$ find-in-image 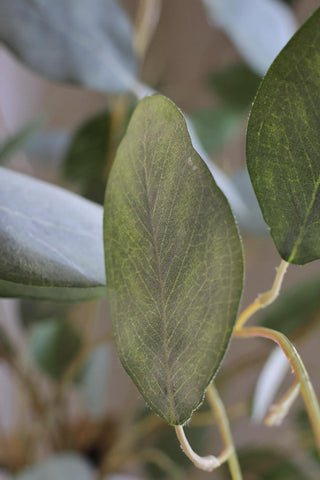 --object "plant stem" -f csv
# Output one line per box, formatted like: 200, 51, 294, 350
234, 326, 320, 453
174, 425, 232, 472
235, 259, 289, 331
206, 384, 243, 480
